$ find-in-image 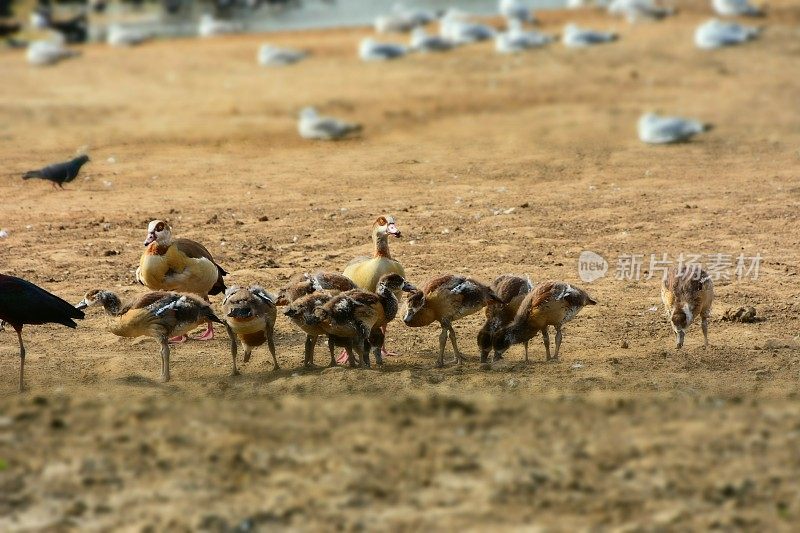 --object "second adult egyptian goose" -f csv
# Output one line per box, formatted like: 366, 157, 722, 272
315, 273, 414, 367
342, 215, 406, 358
136, 220, 227, 341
